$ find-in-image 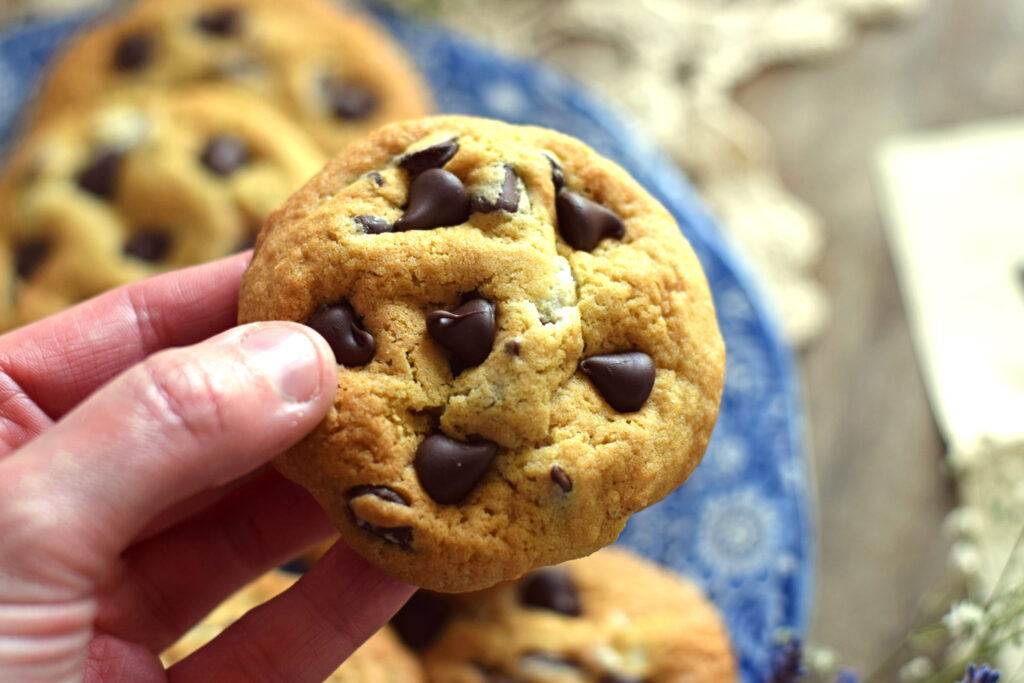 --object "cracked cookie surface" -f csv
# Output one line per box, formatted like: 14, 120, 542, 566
395, 548, 736, 682
238, 116, 725, 592
30, 0, 433, 153
0, 87, 324, 330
